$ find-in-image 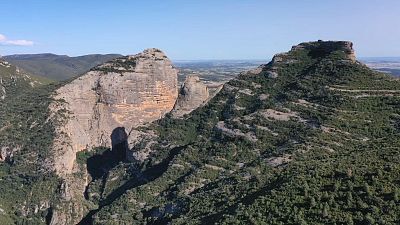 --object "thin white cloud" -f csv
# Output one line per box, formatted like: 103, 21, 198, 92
0, 34, 34, 46
0, 34, 6, 42
5, 40, 34, 46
